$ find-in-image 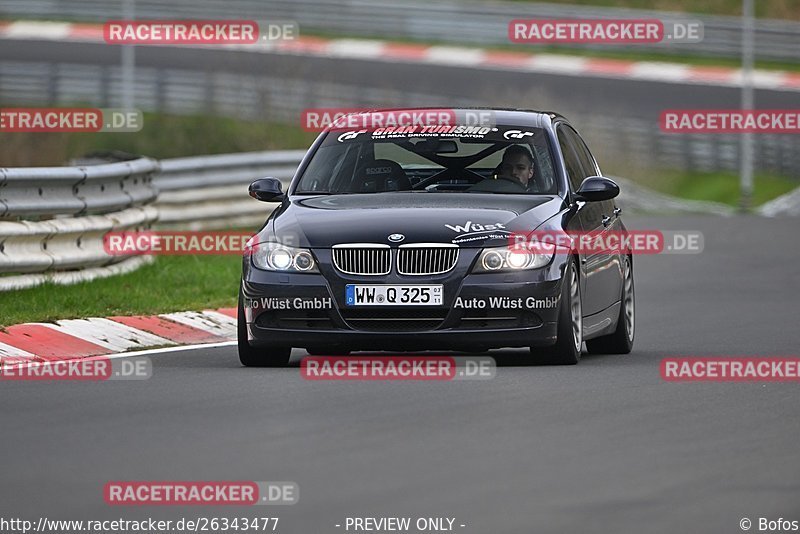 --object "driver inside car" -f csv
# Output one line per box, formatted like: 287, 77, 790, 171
494, 144, 535, 190
468, 144, 539, 193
